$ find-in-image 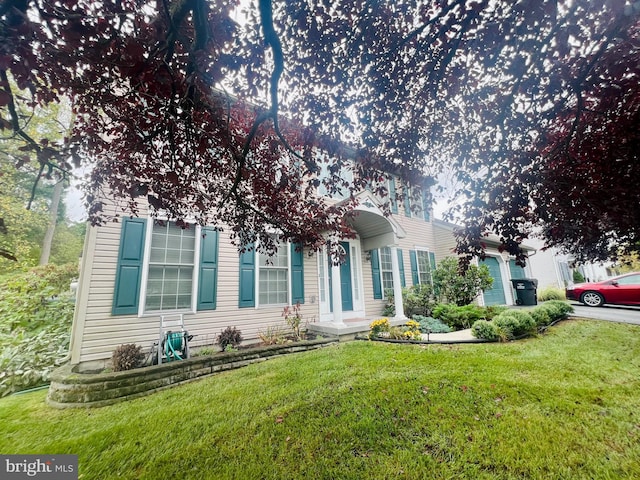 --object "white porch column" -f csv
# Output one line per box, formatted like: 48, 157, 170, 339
330, 258, 344, 324
390, 245, 406, 321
